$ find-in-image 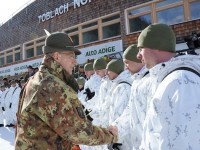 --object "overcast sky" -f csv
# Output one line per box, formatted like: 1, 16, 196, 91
0, 0, 34, 24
